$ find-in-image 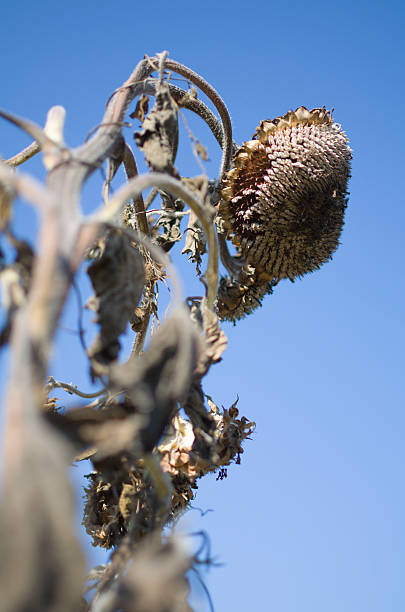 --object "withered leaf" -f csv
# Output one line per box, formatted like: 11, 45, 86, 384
87, 229, 145, 372
110, 306, 202, 452
193, 299, 227, 376
154, 195, 184, 252
183, 301, 227, 442
130, 95, 150, 122
182, 209, 207, 275
134, 82, 179, 175
45, 401, 142, 461
104, 135, 126, 198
